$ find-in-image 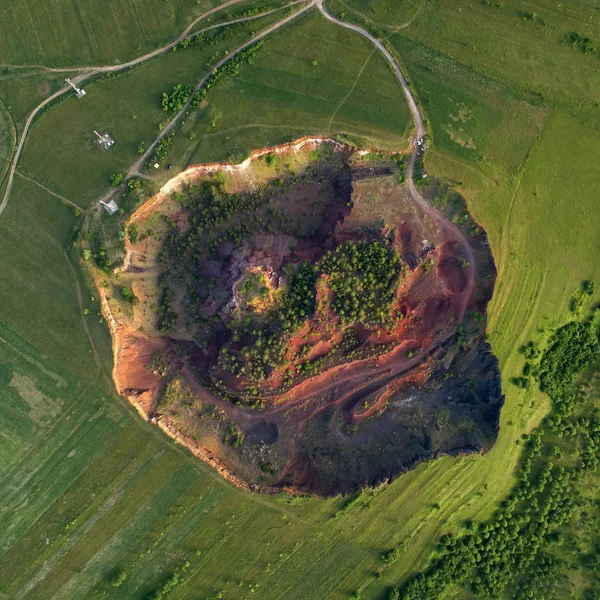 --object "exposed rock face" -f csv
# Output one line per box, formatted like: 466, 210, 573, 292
97, 139, 503, 497
278, 339, 503, 496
